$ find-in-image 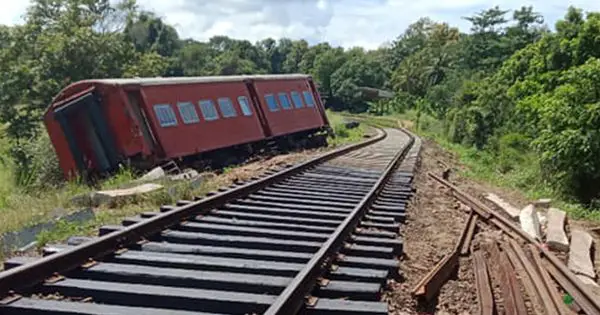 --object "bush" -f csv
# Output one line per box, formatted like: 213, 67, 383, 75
10, 131, 63, 190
